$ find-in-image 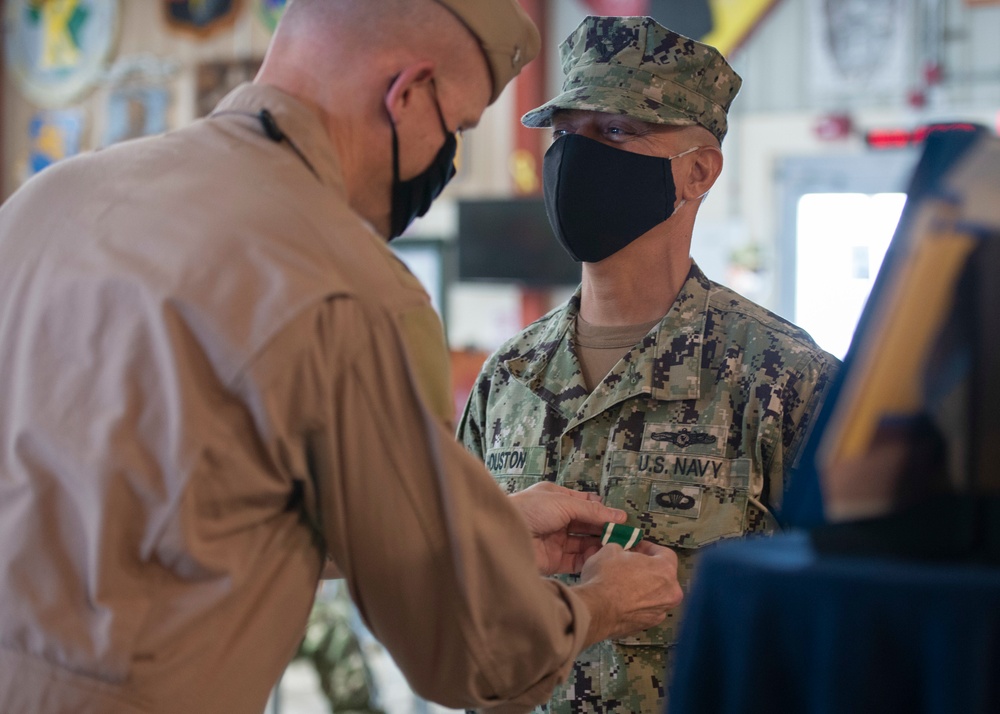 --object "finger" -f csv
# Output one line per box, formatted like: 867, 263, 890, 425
565, 517, 608, 534
631, 540, 673, 557
565, 498, 627, 526
559, 534, 604, 554
631, 540, 660, 555
554, 487, 600, 502
559, 491, 627, 524
549, 554, 586, 575
571, 534, 604, 552
598, 503, 628, 523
